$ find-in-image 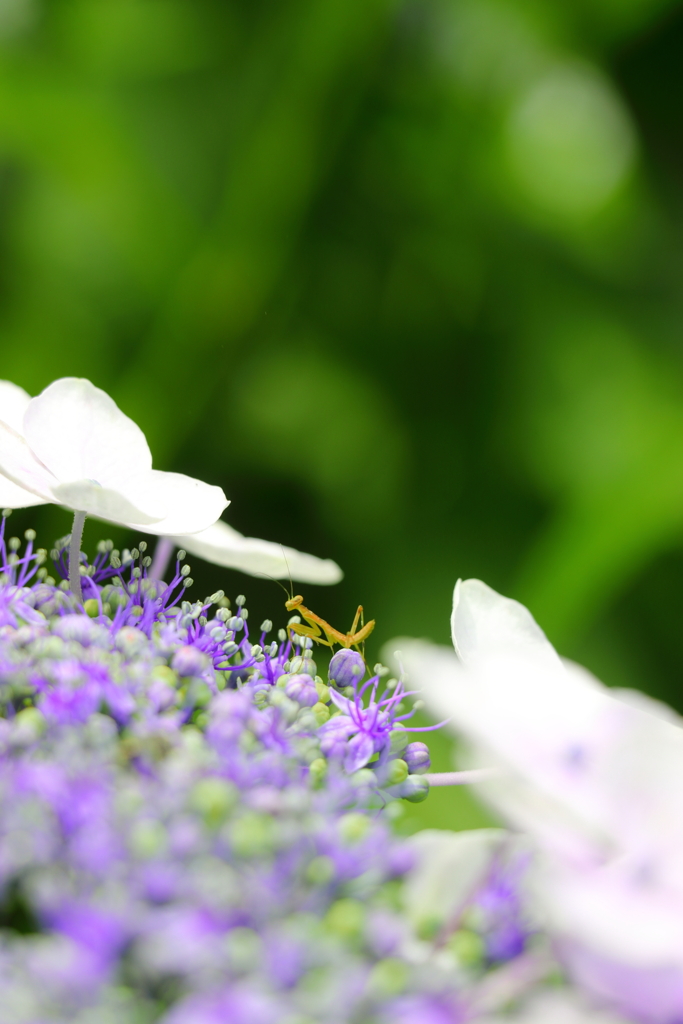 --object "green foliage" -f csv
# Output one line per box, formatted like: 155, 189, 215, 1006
3, 0, 683, 822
